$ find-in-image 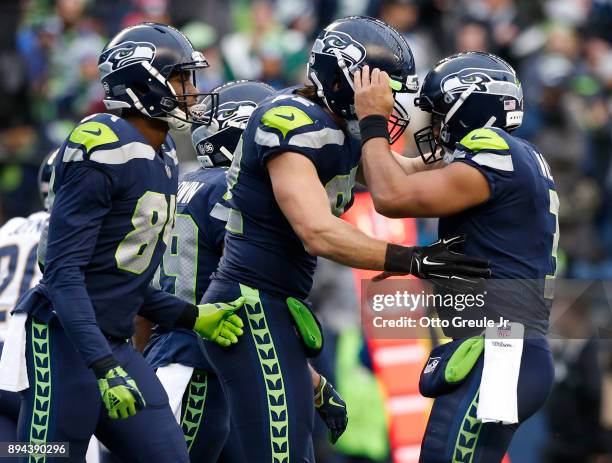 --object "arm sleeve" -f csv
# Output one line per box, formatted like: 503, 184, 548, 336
138, 285, 193, 329
43, 163, 114, 367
